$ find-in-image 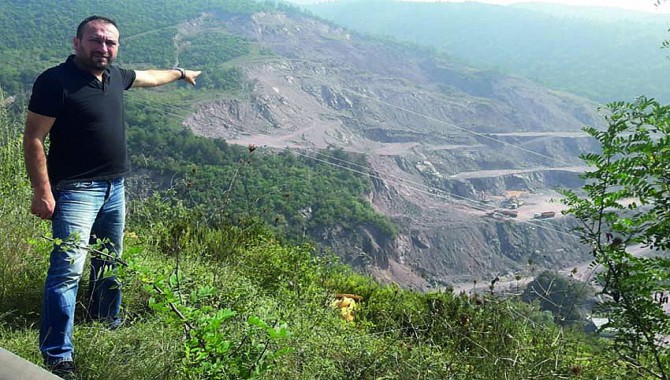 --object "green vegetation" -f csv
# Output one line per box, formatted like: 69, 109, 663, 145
562, 97, 670, 379
306, 0, 670, 103
522, 270, 593, 325
0, 0, 297, 95
2, 1, 669, 378
122, 89, 397, 247
0, 92, 640, 379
